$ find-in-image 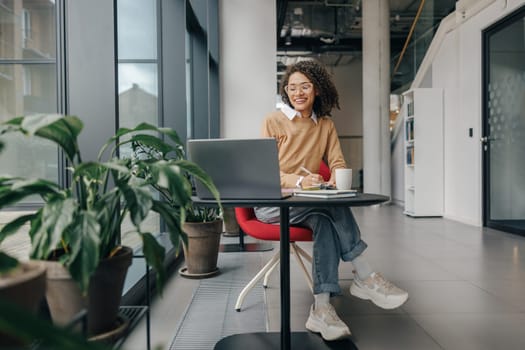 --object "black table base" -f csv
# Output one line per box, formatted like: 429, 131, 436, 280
214, 332, 358, 350
219, 242, 273, 252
